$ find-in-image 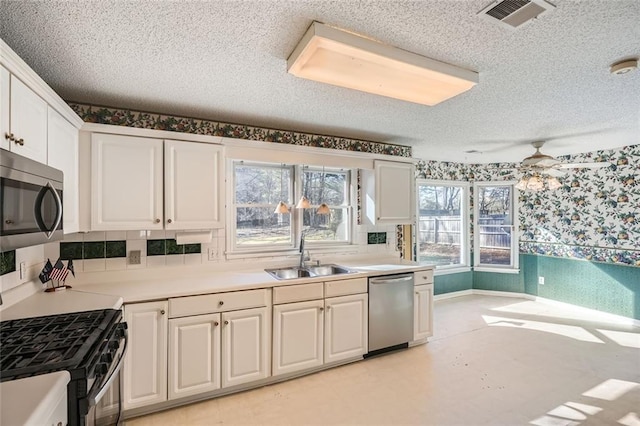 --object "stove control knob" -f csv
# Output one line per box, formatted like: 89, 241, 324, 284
96, 363, 109, 376
101, 353, 114, 364
109, 340, 120, 350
